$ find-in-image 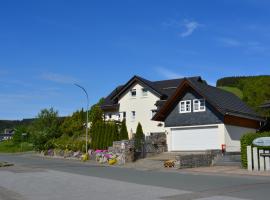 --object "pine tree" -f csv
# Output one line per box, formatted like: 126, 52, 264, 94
134, 122, 145, 151
96, 122, 102, 149
90, 123, 96, 149
119, 119, 129, 140
112, 123, 119, 142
